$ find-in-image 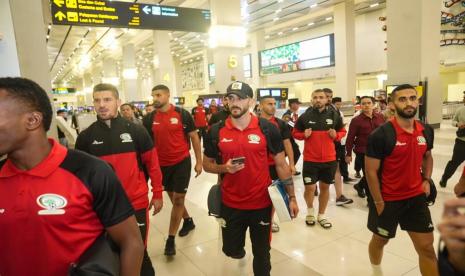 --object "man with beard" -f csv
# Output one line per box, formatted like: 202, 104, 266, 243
0, 78, 144, 276
192, 98, 210, 141
203, 81, 299, 276
76, 83, 163, 276
143, 84, 202, 256
283, 98, 302, 175
293, 89, 346, 229
440, 91, 465, 188
365, 84, 437, 275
